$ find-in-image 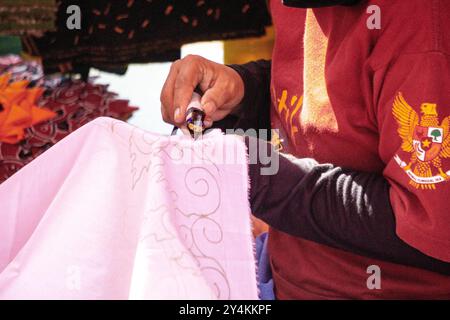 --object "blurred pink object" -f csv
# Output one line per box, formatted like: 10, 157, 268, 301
0, 117, 257, 300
